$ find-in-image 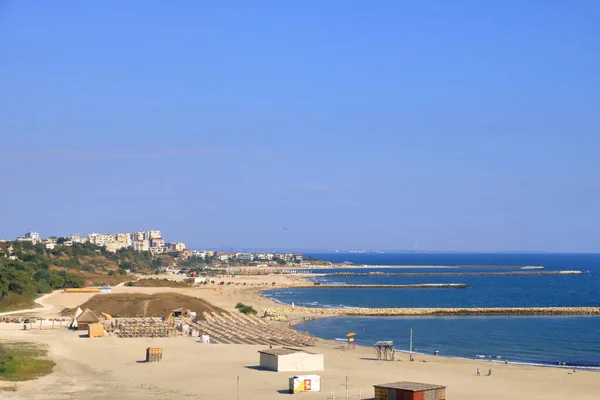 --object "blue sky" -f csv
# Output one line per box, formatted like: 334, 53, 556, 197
1, 1, 599, 252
